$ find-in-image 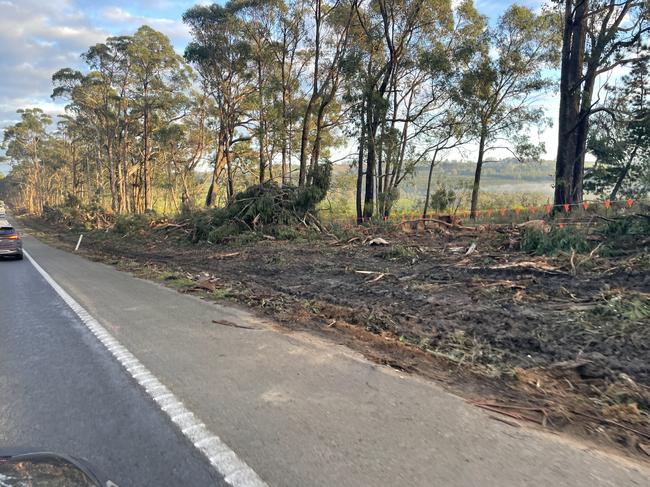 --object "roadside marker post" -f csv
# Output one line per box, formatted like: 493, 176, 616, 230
75, 234, 84, 252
